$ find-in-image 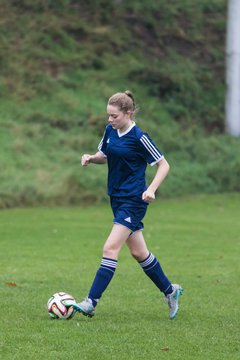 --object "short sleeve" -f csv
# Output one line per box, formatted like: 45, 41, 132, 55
98, 125, 111, 157
138, 132, 164, 166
